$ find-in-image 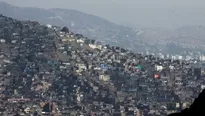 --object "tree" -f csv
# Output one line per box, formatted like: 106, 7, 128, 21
61, 27, 69, 33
